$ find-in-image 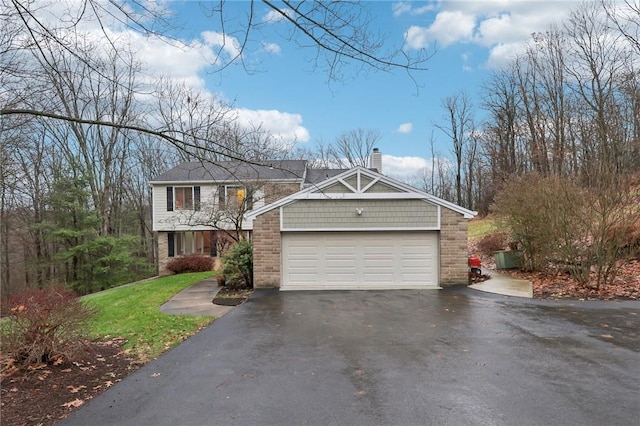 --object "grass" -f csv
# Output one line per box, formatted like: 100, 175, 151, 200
468, 216, 498, 241
84, 271, 215, 362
